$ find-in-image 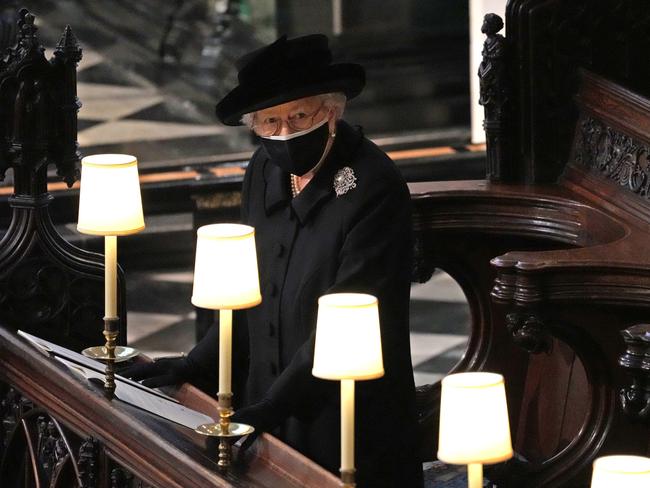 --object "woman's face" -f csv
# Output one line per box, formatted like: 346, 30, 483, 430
254, 96, 333, 137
